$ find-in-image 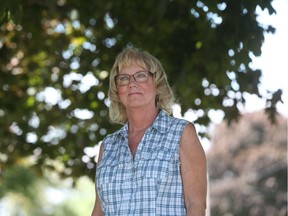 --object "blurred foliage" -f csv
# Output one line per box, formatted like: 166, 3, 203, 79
0, 165, 37, 200
207, 111, 287, 216
0, 0, 283, 183
0, 165, 94, 216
